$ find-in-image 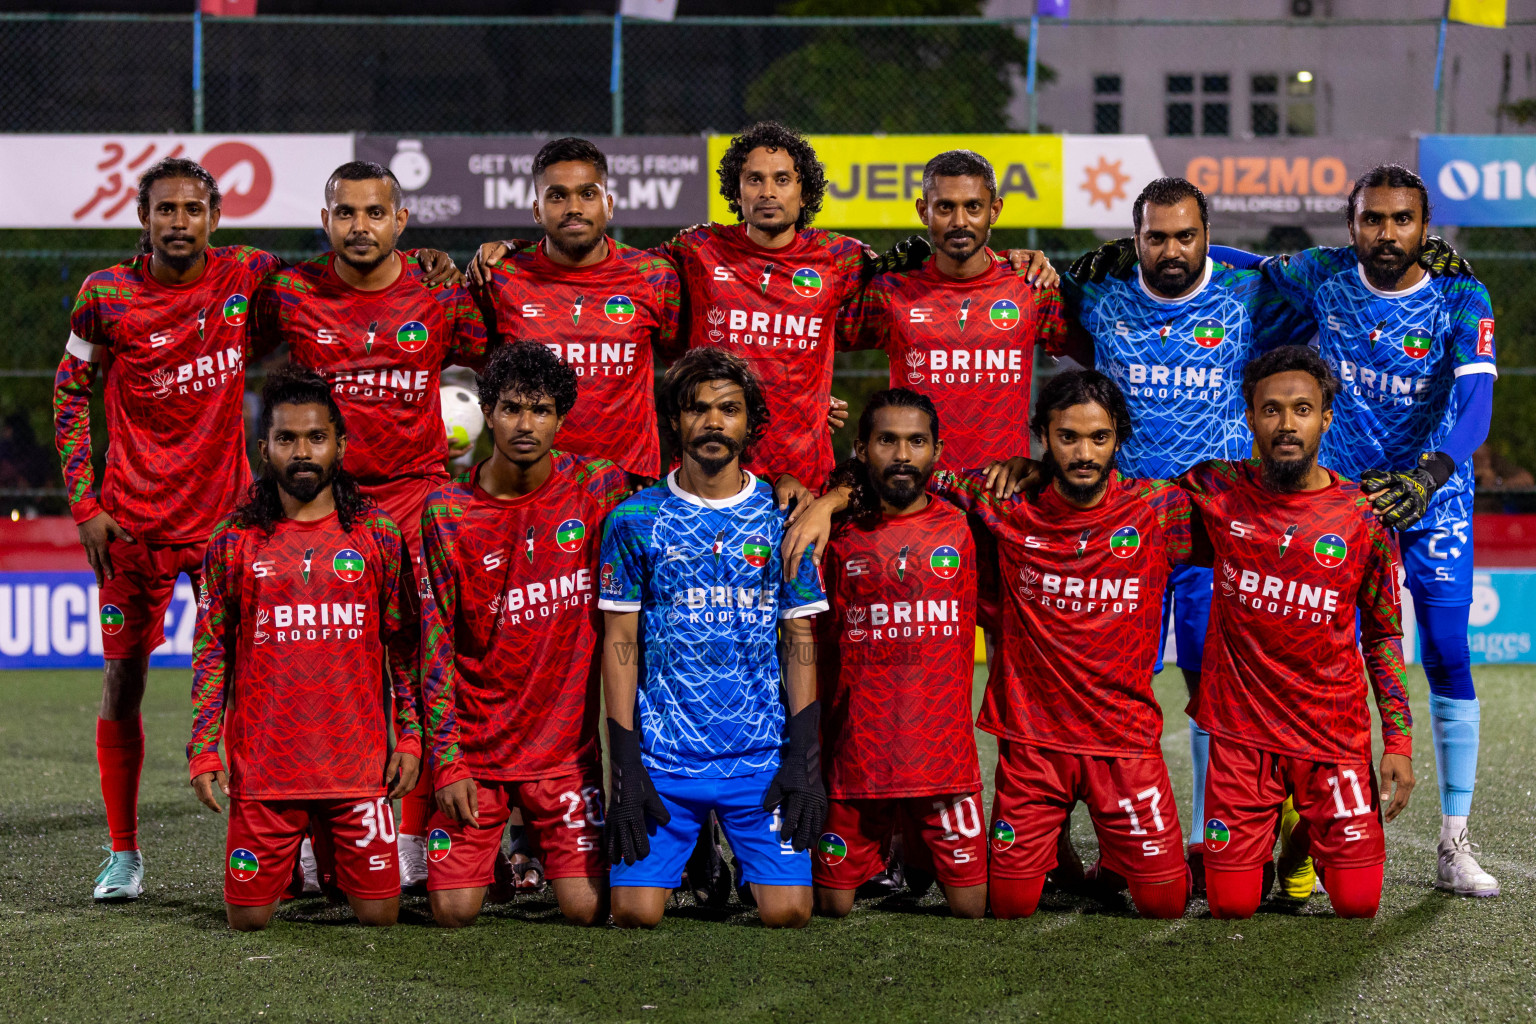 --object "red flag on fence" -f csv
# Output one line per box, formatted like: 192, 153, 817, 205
200, 0, 258, 16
